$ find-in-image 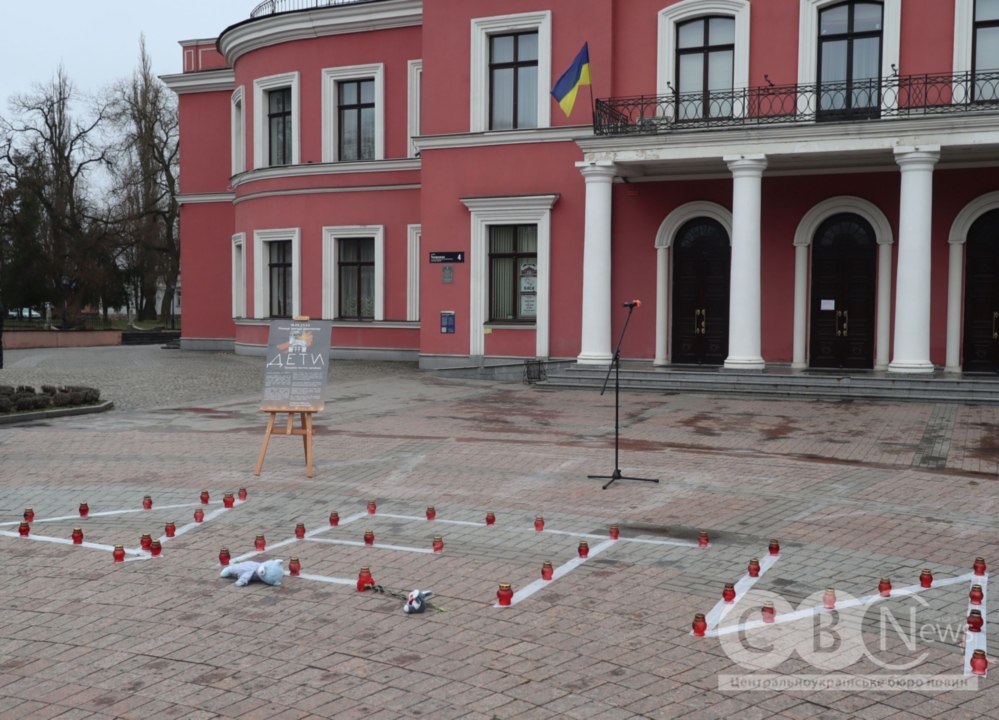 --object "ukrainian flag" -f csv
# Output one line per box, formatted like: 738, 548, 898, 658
551, 43, 591, 117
